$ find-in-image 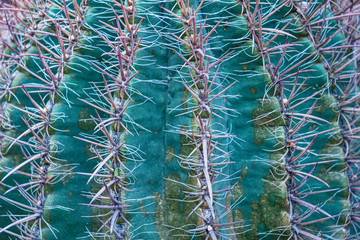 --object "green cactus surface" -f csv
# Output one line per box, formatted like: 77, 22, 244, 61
0, 0, 359, 239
